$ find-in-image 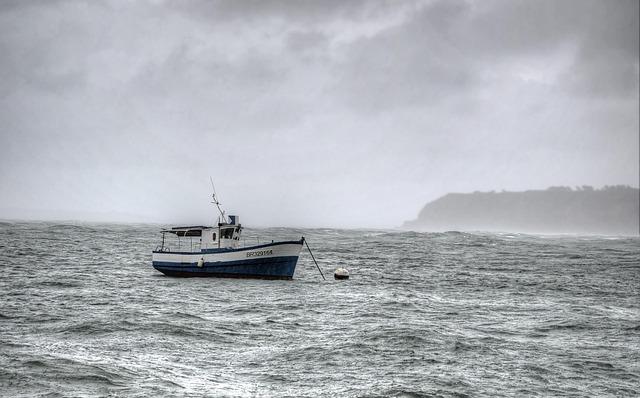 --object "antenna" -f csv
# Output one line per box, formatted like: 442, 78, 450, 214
210, 177, 227, 223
